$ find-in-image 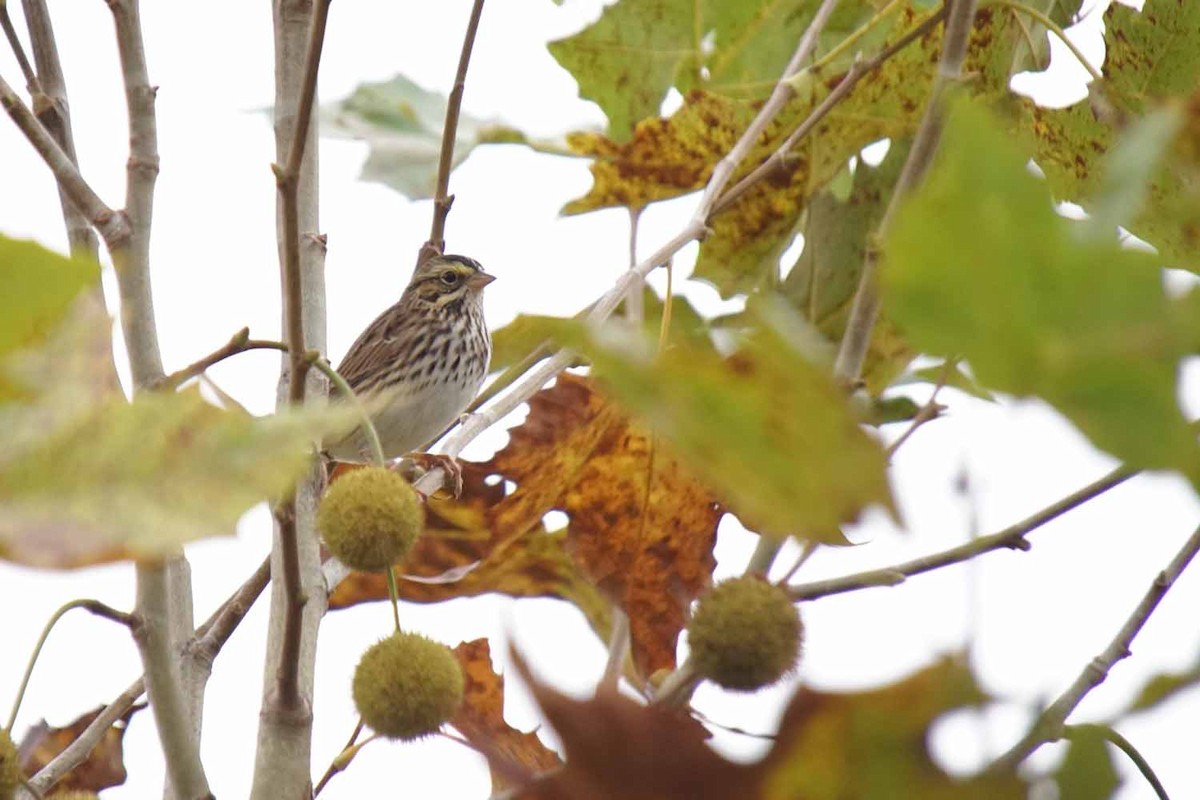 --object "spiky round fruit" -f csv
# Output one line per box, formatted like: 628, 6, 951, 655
318, 466, 424, 571
0, 728, 21, 800
687, 576, 802, 691
48, 793, 101, 800
352, 632, 464, 740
